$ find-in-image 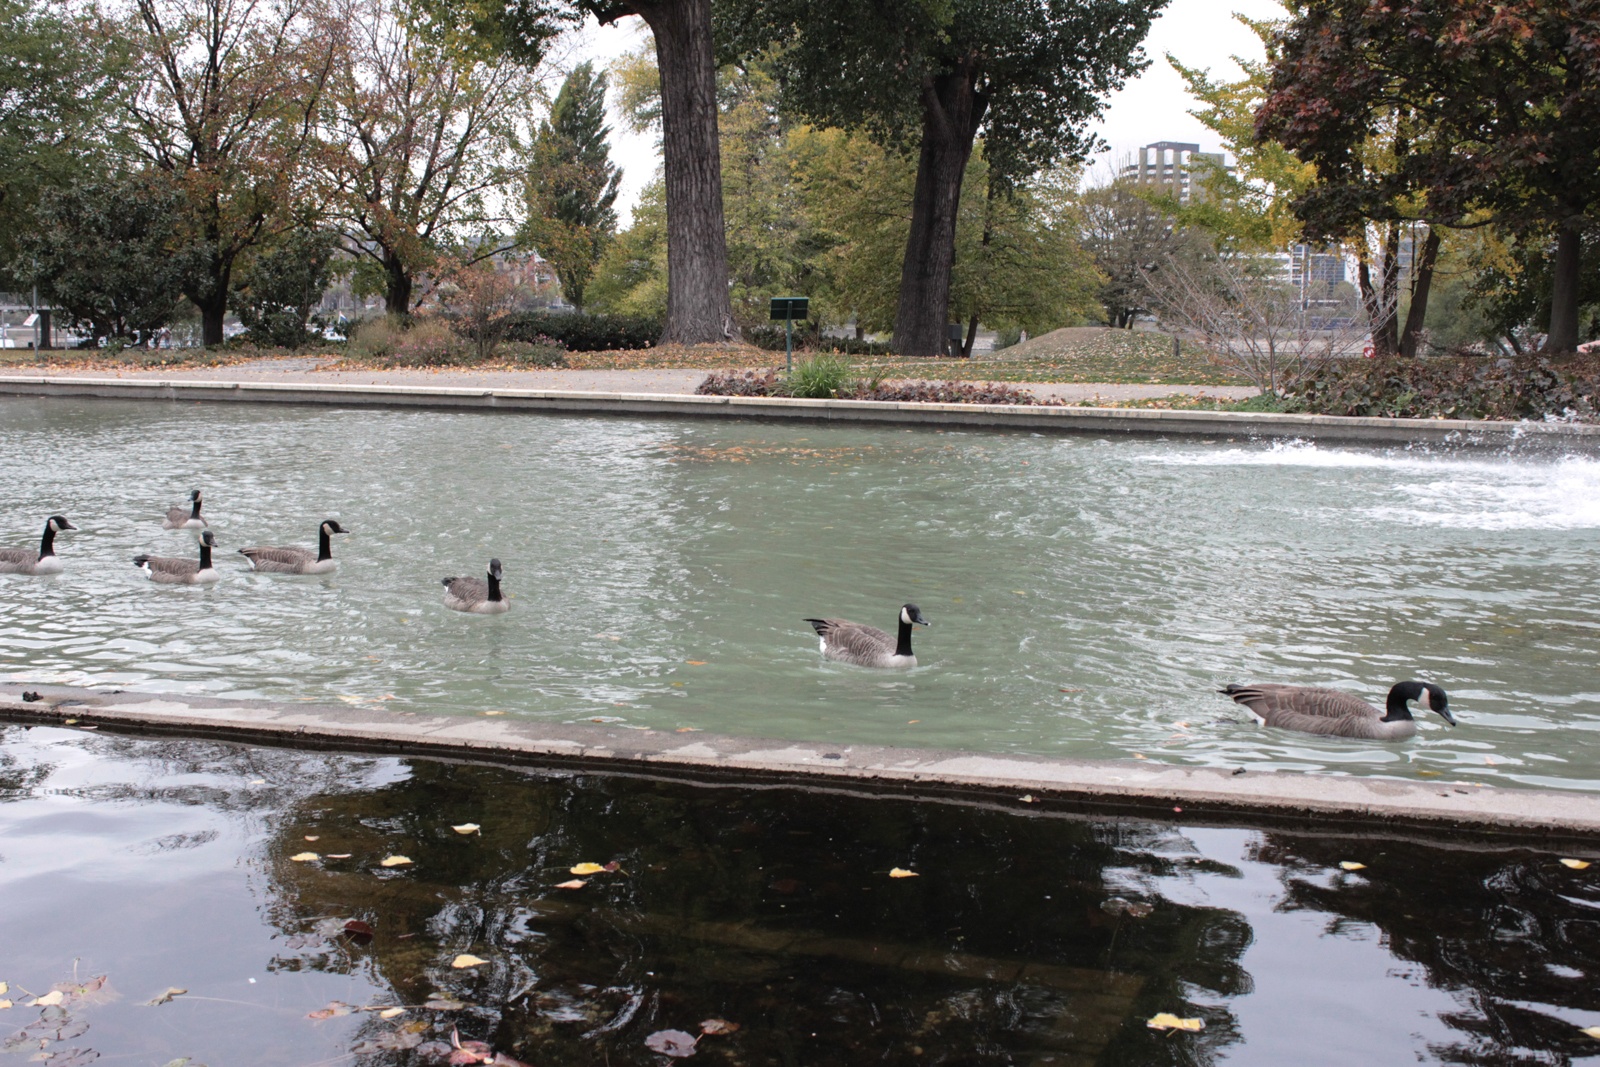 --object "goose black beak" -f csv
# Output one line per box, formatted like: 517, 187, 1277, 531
1438, 708, 1457, 727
